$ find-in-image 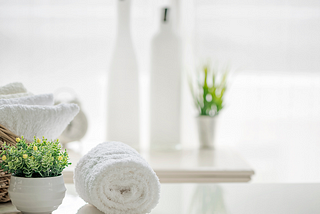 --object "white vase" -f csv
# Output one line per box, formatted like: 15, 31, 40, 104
8, 175, 66, 214
197, 116, 217, 149
107, 0, 140, 149
150, 8, 182, 151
